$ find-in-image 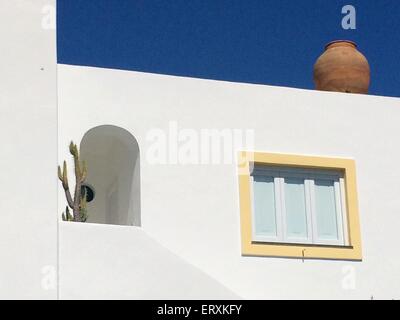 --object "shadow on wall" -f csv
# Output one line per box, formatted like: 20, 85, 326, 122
80, 125, 141, 226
